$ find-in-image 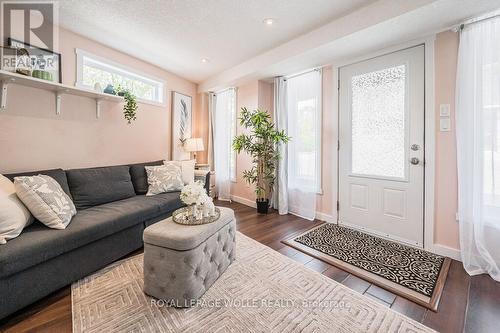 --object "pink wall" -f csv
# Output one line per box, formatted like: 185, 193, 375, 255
0, 27, 197, 173
231, 81, 260, 201
316, 66, 335, 217
193, 92, 210, 164
227, 70, 335, 217
434, 31, 460, 250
